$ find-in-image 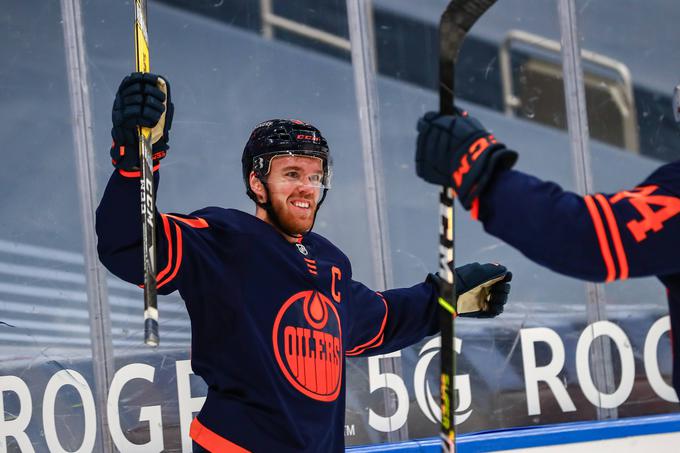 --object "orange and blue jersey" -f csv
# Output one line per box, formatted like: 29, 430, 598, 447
477, 160, 680, 397
95, 169, 439, 452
